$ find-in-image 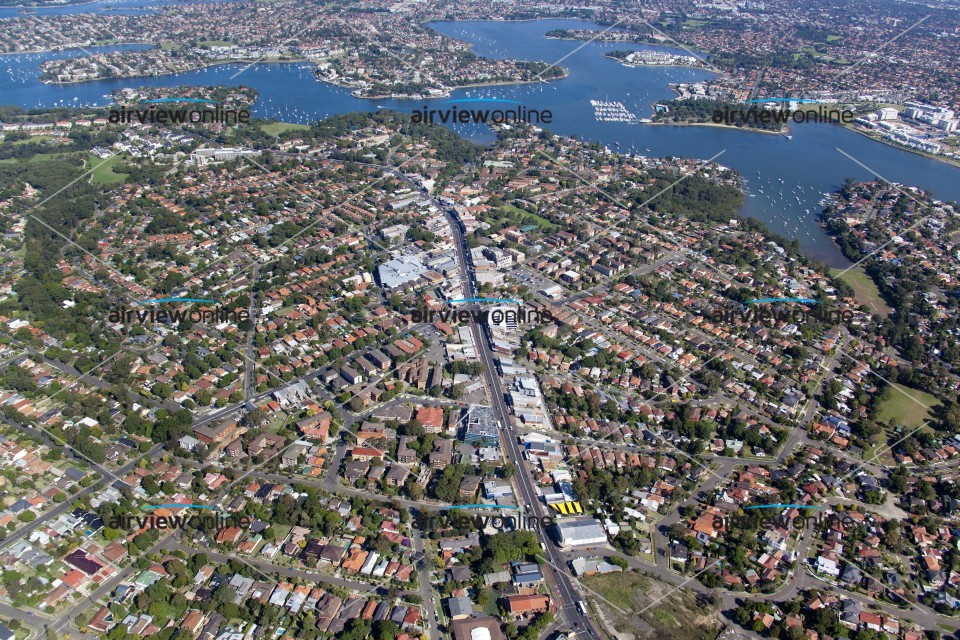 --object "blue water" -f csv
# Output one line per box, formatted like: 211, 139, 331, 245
2, 15, 960, 266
